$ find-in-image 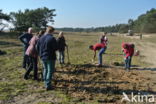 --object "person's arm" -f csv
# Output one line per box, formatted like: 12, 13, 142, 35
18, 34, 26, 44
121, 48, 124, 53
19, 33, 29, 46
36, 40, 40, 54
53, 38, 58, 51
65, 43, 68, 48
105, 37, 108, 45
